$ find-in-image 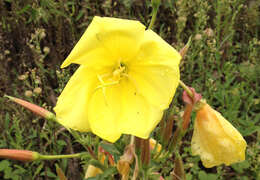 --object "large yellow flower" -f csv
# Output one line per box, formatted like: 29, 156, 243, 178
54, 16, 181, 142
191, 102, 247, 168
